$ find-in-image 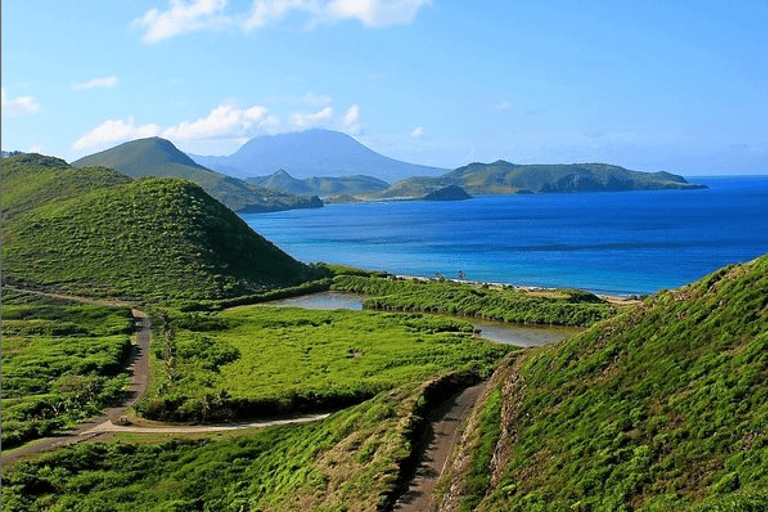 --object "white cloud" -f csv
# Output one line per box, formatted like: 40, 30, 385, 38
342, 104, 361, 134
73, 117, 160, 151
411, 126, 426, 138
494, 101, 511, 111
2, 87, 41, 116
132, 0, 230, 43
134, 0, 430, 42
244, 0, 316, 30
291, 106, 334, 129
324, 0, 431, 28
73, 76, 119, 90
163, 104, 272, 140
